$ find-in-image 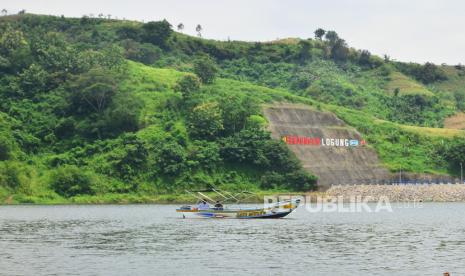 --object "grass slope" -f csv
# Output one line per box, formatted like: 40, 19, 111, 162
385, 71, 434, 96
